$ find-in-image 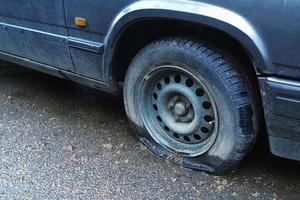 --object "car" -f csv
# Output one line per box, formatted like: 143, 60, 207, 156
0, 0, 299, 175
